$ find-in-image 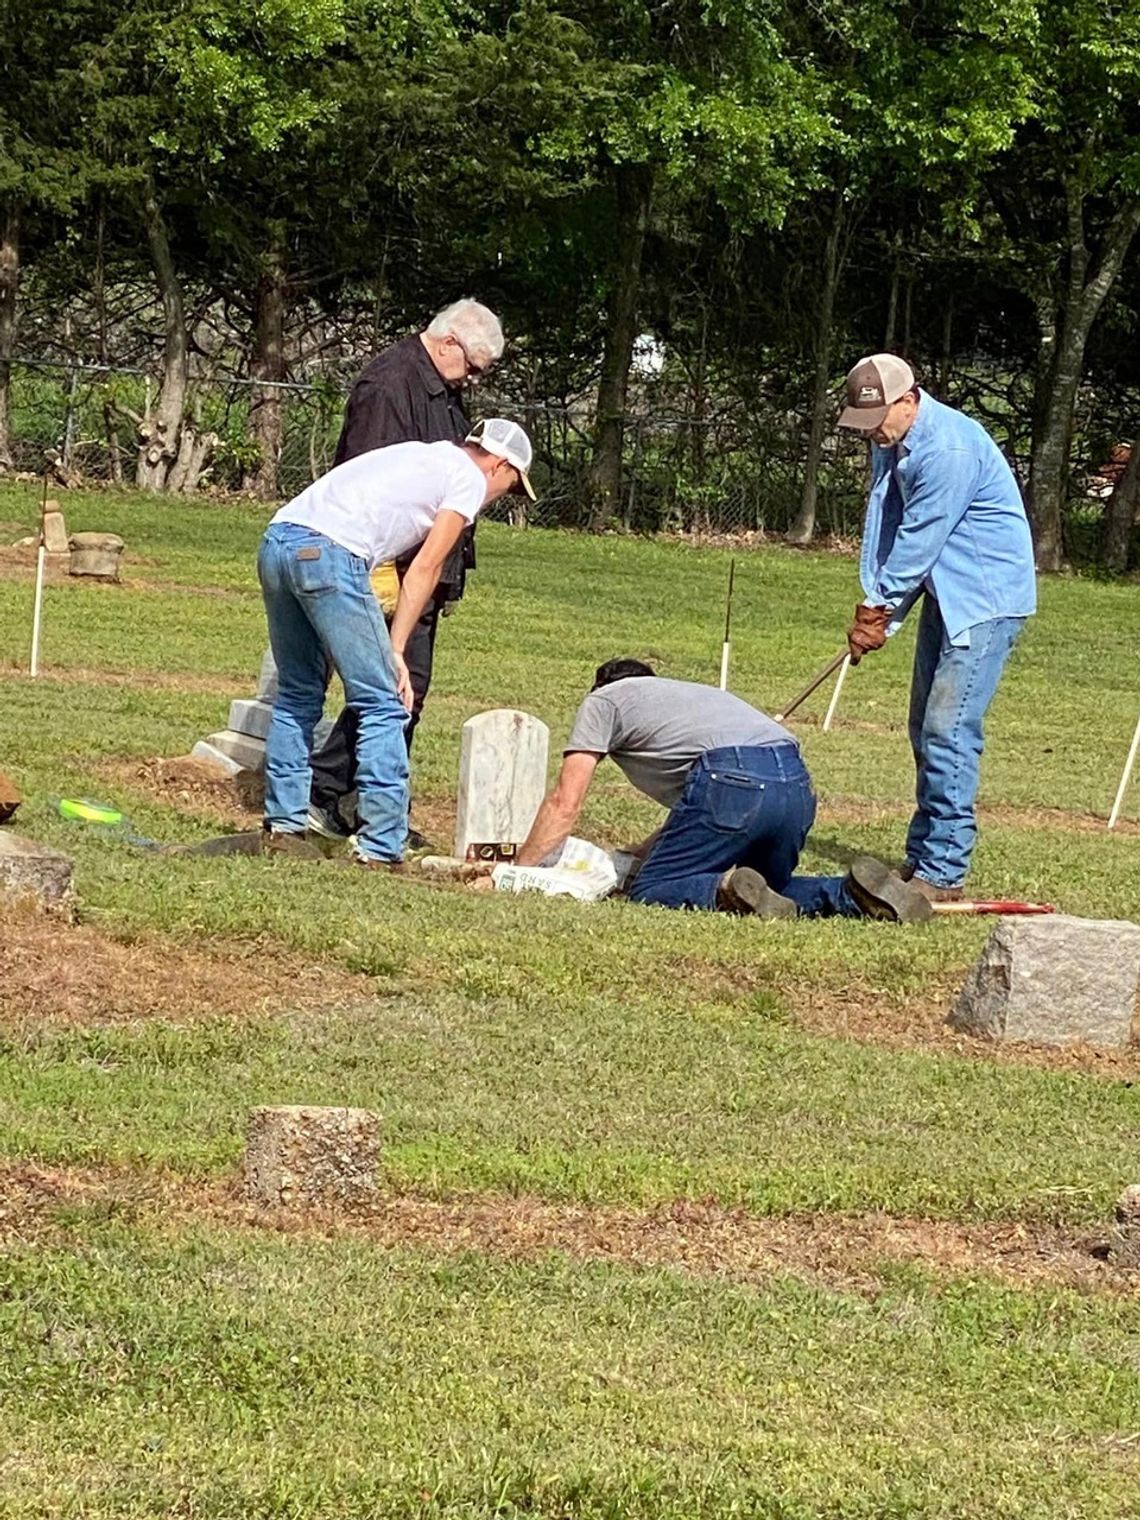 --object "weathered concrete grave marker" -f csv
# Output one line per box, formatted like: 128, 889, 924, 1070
240, 1105, 381, 1208
454, 708, 549, 861
41, 500, 69, 556
68, 532, 125, 580
0, 832, 74, 908
947, 913, 1140, 1049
